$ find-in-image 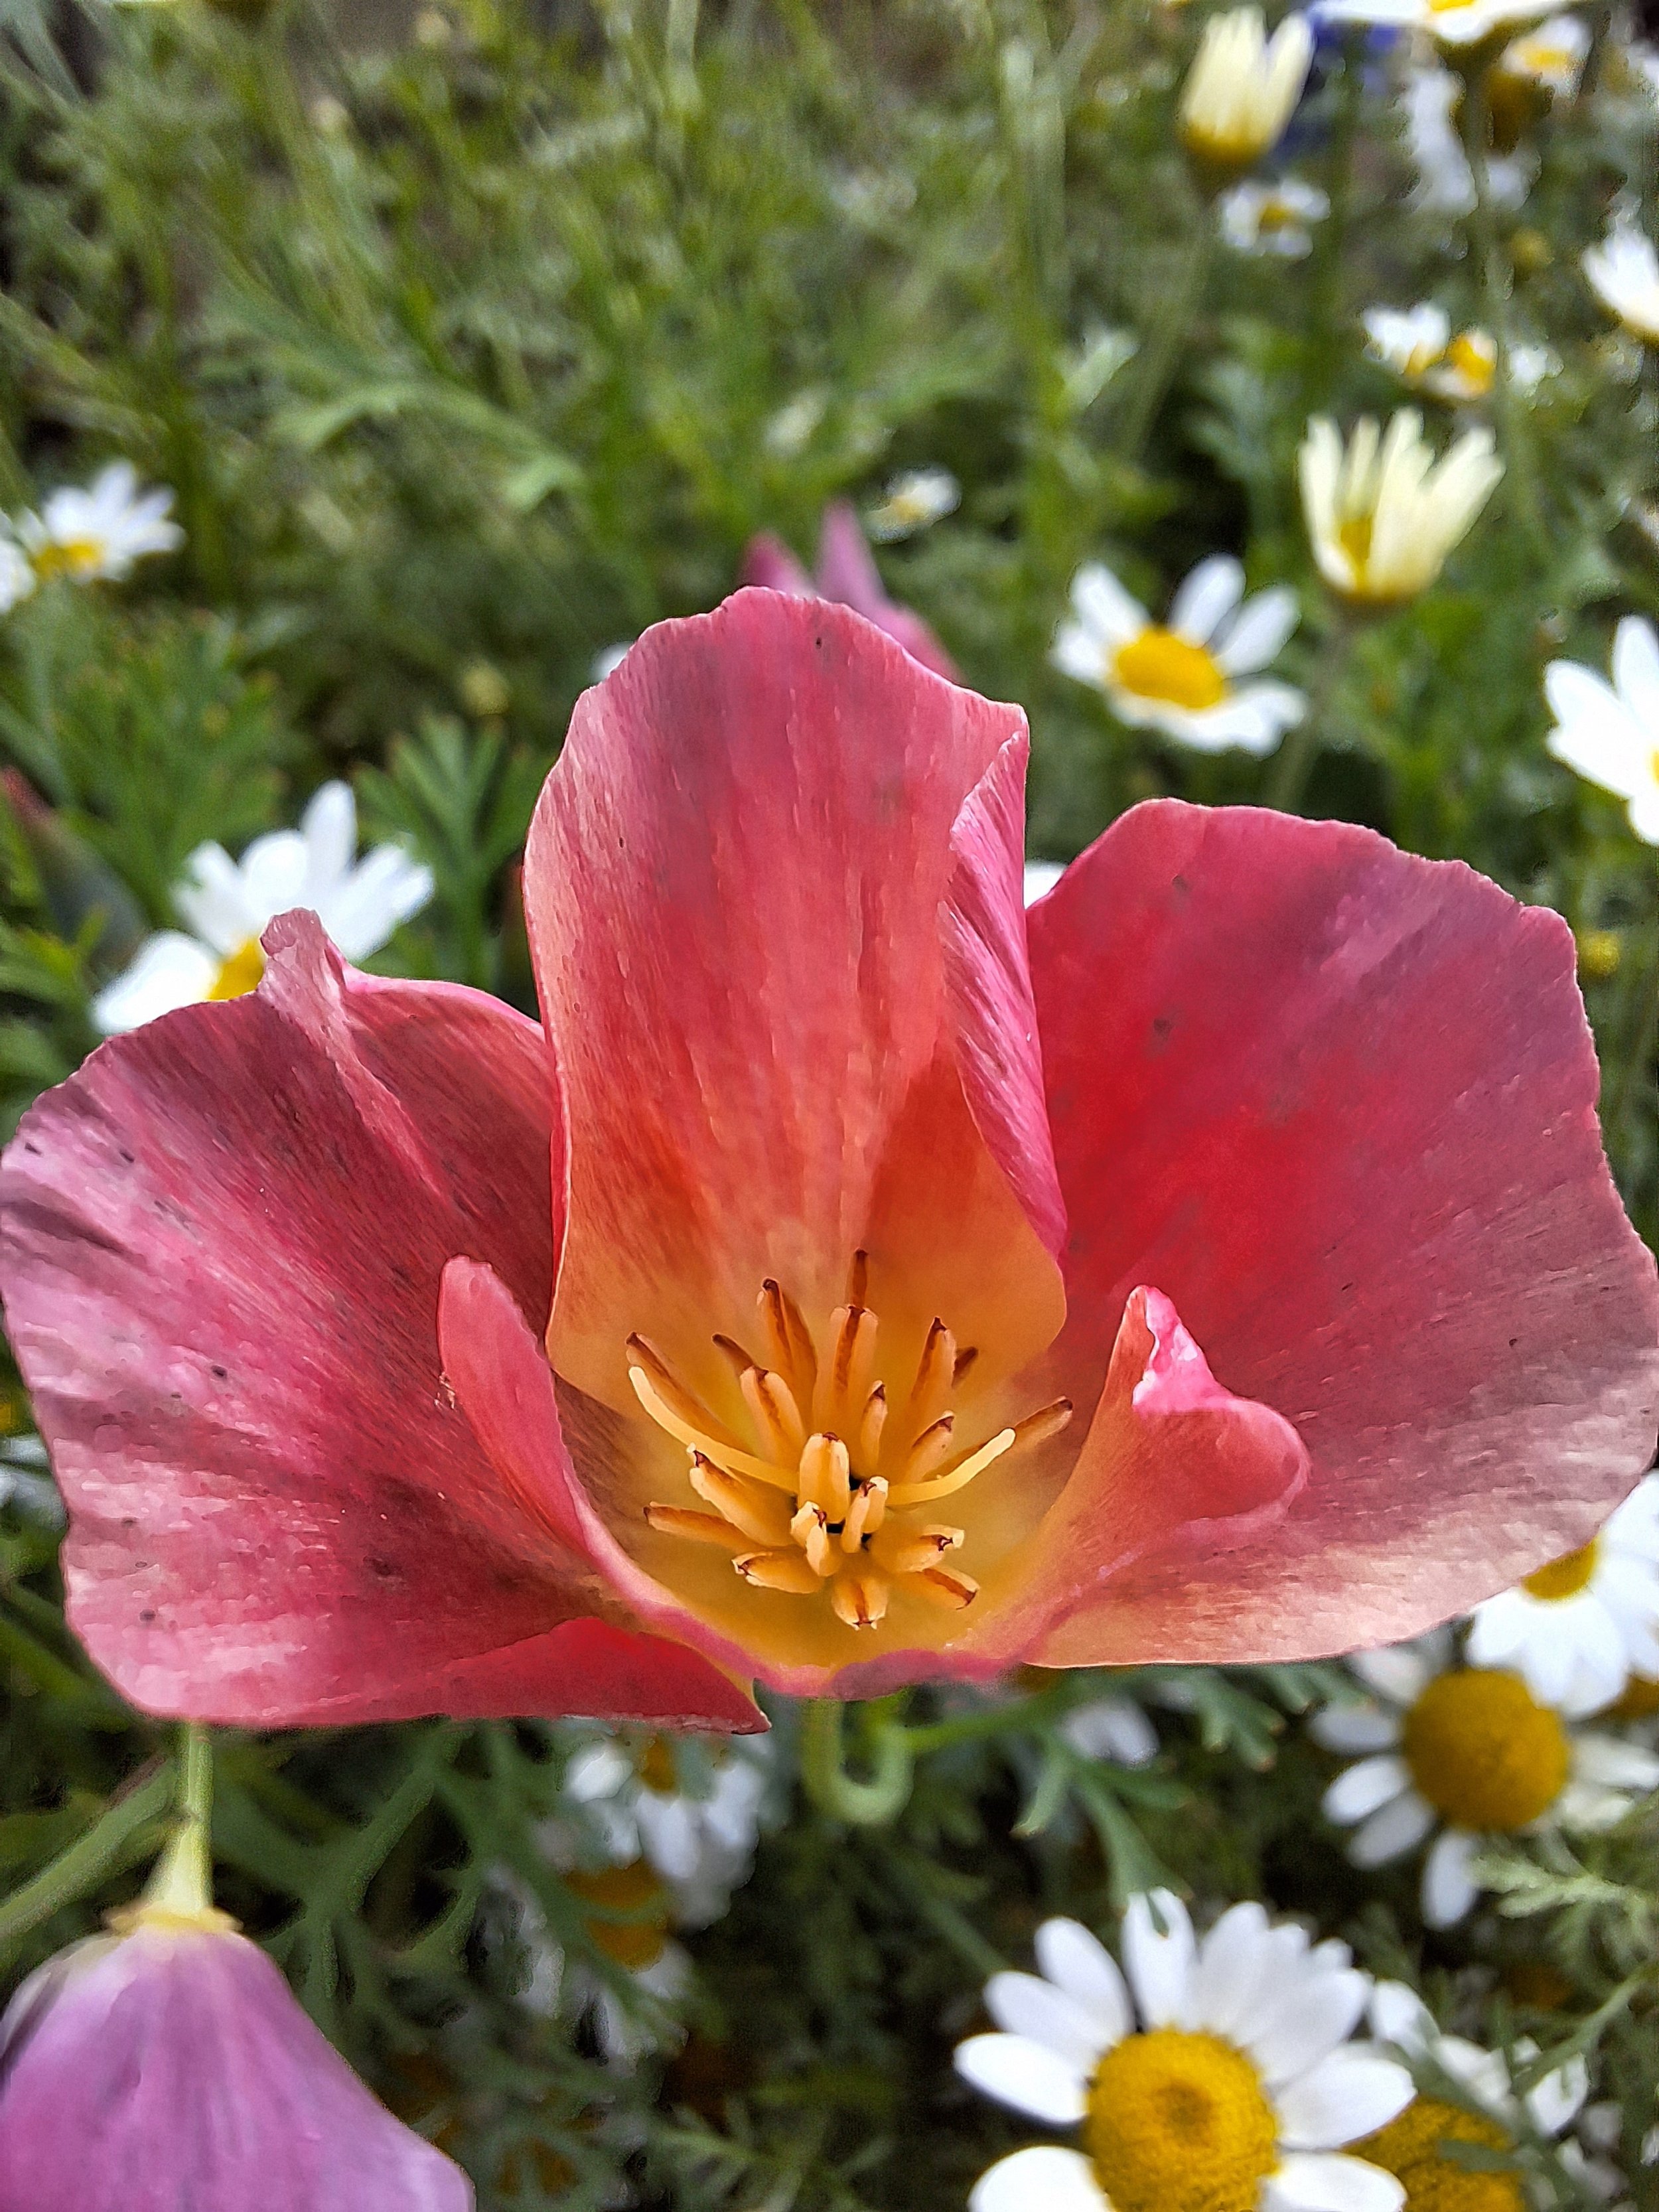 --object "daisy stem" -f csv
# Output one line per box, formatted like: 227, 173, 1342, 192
799, 1698, 914, 1826
1265, 601, 1355, 813
0, 1763, 175, 1962
1459, 63, 1548, 565
1119, 212, 1212, 461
